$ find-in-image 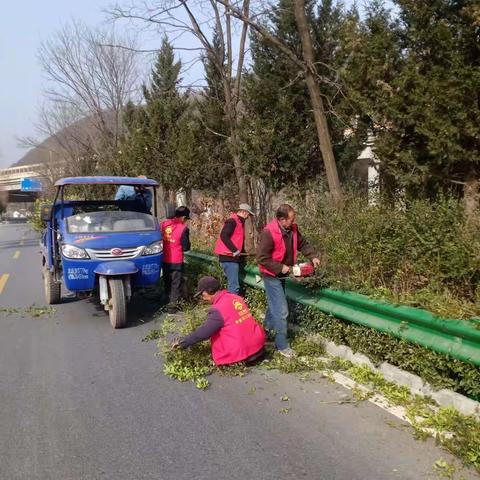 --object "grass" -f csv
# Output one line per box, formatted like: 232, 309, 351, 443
0, 305, 56, 318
